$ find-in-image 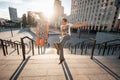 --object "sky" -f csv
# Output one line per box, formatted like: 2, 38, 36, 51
0, 0, 71, 19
